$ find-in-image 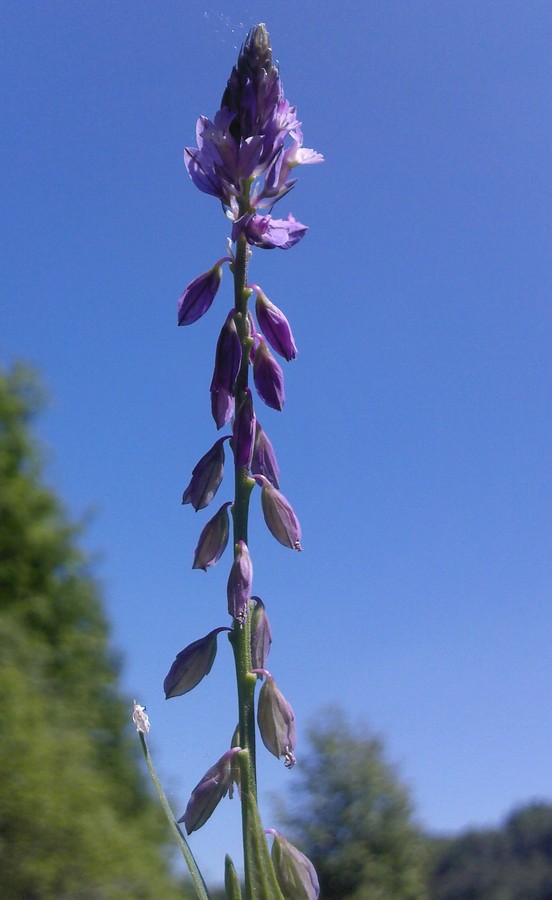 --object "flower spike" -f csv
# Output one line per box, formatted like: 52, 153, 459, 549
174, 22, 322, 894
